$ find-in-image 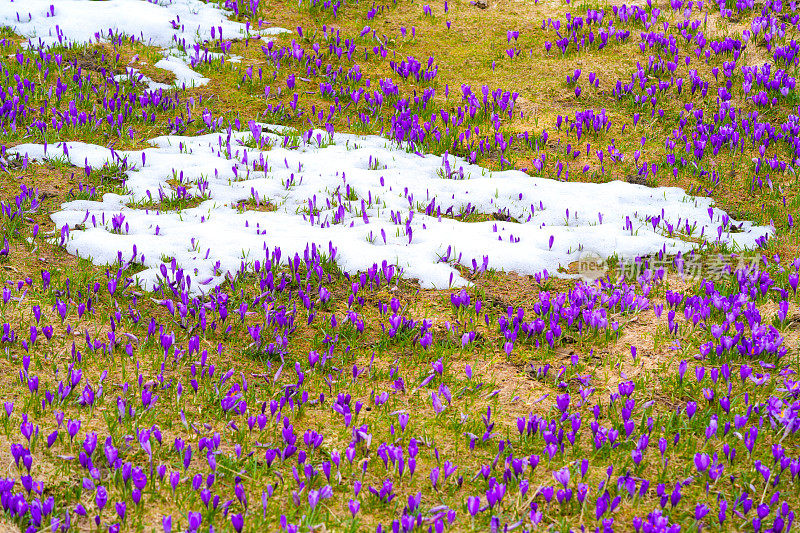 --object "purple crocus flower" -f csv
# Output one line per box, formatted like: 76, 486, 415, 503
553, 467, 570, 488
231, 514, 244, 532
114, 502, 126, 521
431, 392, 444, 414
695, 503, 709, 521
96, 486, 108, 511
349, 499, 360, 517
467, 495, 481, 516
556, 393, 570, 413
694, 453, 710, 472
